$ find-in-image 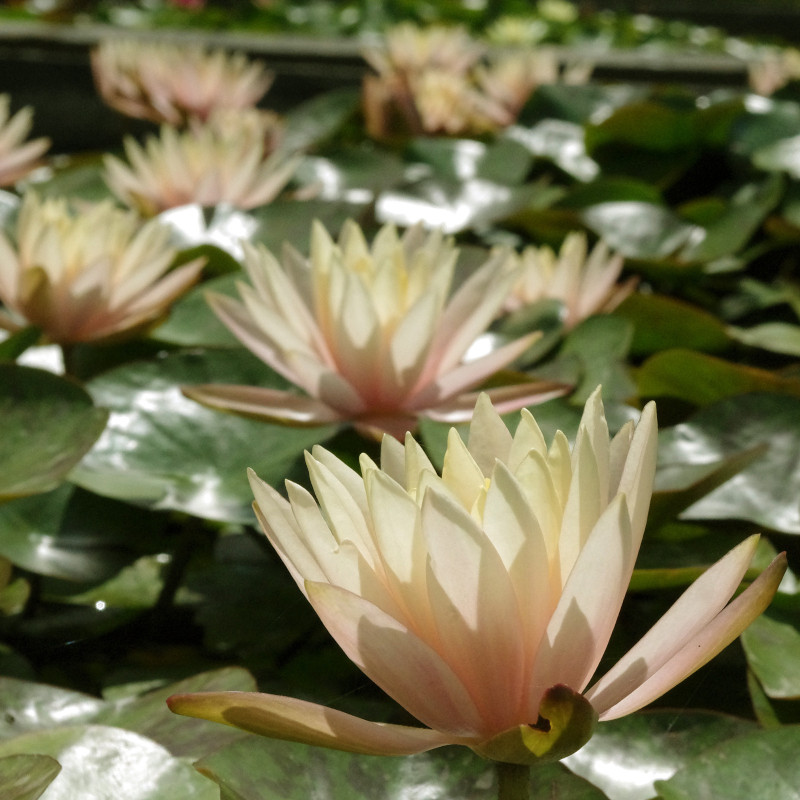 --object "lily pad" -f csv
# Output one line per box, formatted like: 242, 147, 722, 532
657, 393, 800, 534
0, 725, 218, 800
71, 349, 338, 523
741, 612, 800, 700
0, 366, 108, 502
565, 710, 755, 800
655, 725, 800, 800
195, 736, 610, 800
